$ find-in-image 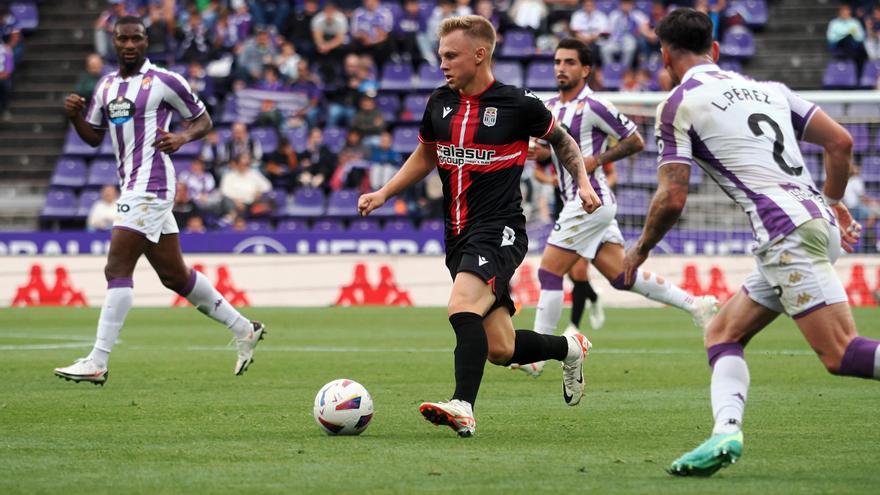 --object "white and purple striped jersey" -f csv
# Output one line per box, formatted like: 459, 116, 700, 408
544, 84, 637, 205
85, 59, 206, 200
656, 63, 834, 251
